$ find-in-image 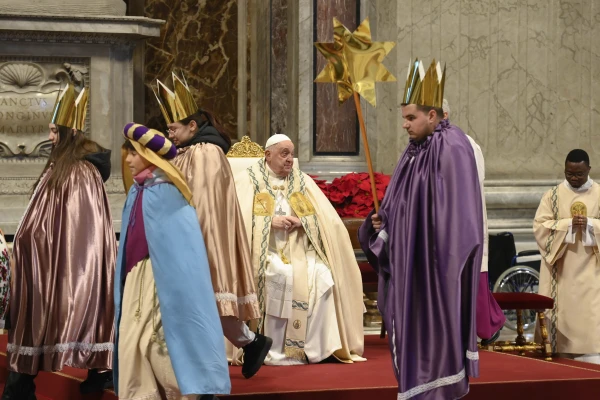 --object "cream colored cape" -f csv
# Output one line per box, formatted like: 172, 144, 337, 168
534, 181, 600, 354
171, 143, 260, 321
235, 159, 365, 362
